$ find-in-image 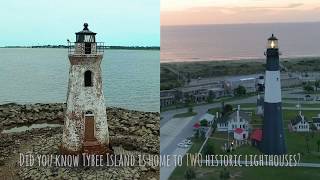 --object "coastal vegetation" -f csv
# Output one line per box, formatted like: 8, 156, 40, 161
173, 111, 197, 118
161, 57, 320, 90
